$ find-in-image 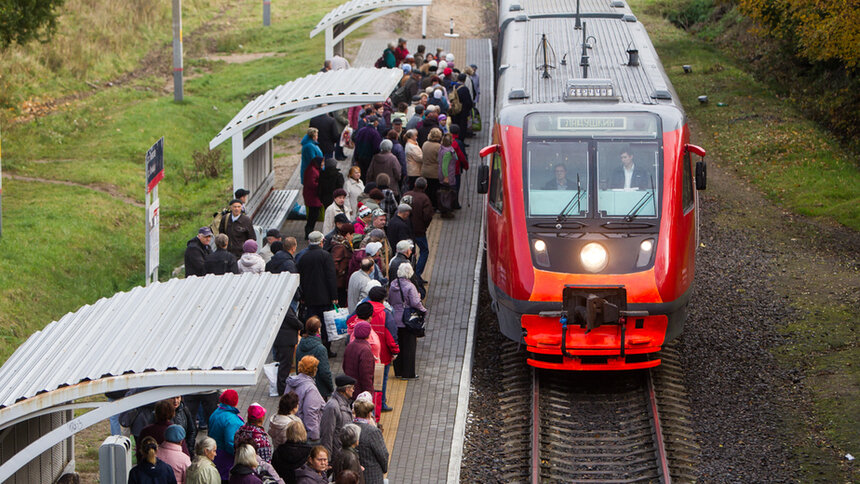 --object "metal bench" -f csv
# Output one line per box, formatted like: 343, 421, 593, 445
251, 189, 300, 241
